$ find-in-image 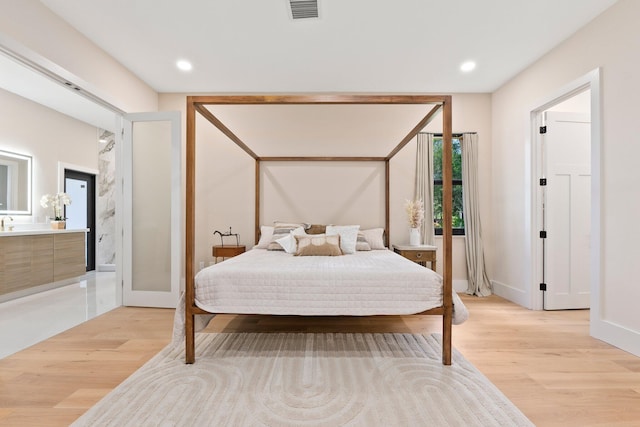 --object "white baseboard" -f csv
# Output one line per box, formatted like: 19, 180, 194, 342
453, 280, 468, 293
98, 264, 116, 272
491, 280, 532, 309
591, 317, 640, 357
